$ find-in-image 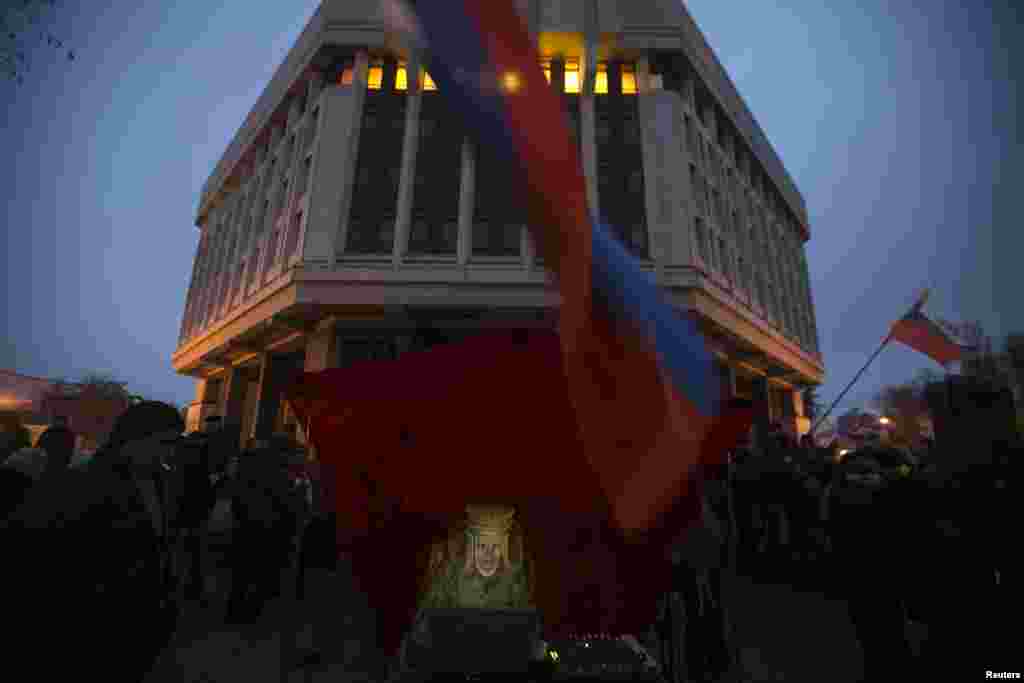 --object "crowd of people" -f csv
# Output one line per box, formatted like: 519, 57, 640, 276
1, 403, 319, 681
664, 422, 1019, 682
1, 404, 1019, 682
